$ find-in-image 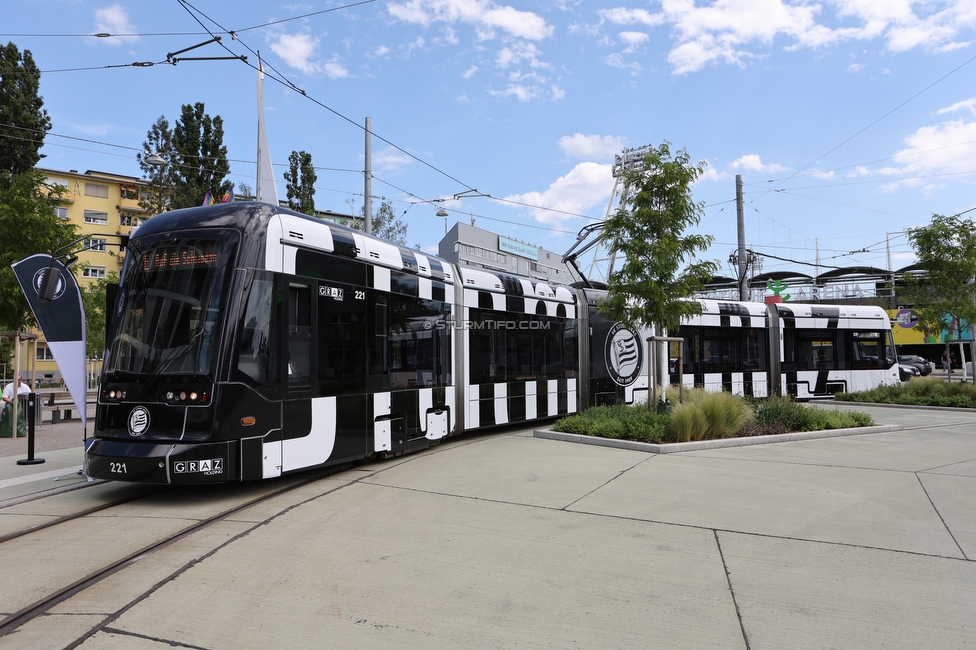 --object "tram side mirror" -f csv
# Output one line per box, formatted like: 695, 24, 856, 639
105, 283, 120, 347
